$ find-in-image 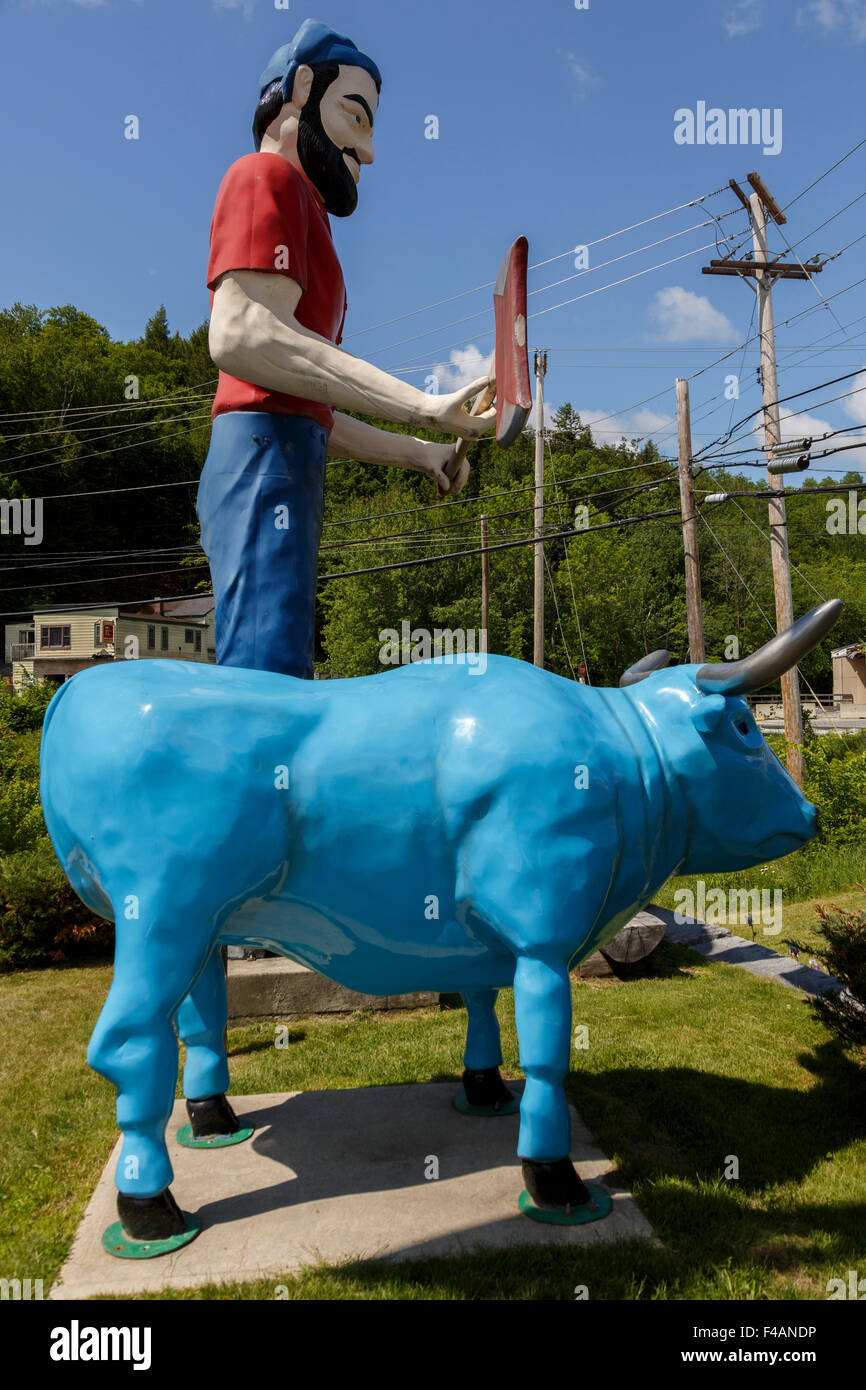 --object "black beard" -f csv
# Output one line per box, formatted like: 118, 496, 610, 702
297, 101, 358, 218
